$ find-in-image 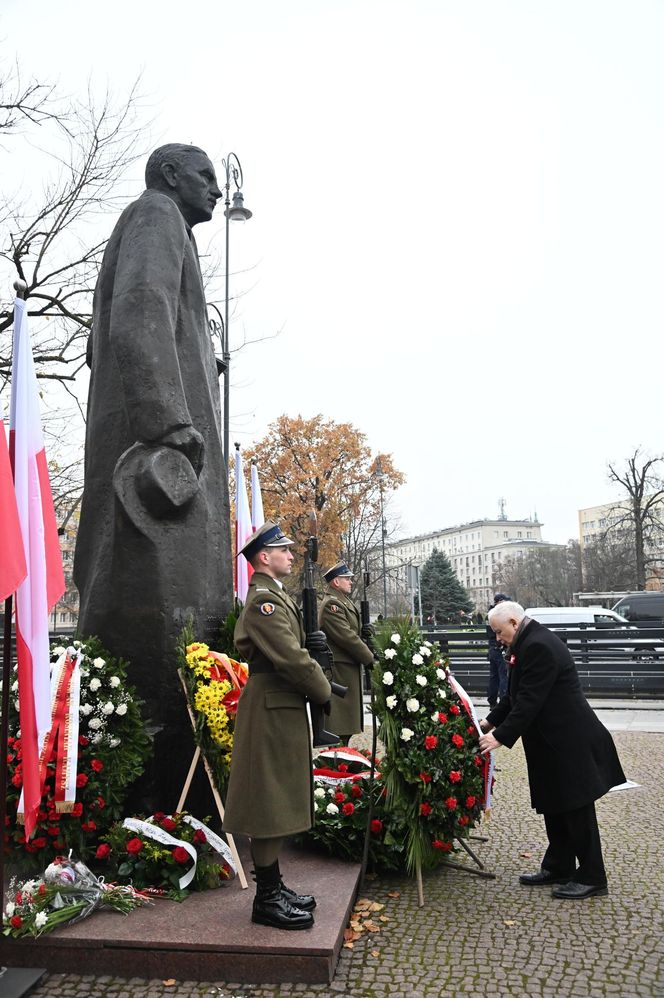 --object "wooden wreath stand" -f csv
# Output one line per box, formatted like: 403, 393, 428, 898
176, 671, 248, 889
414, 831, 495, 907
